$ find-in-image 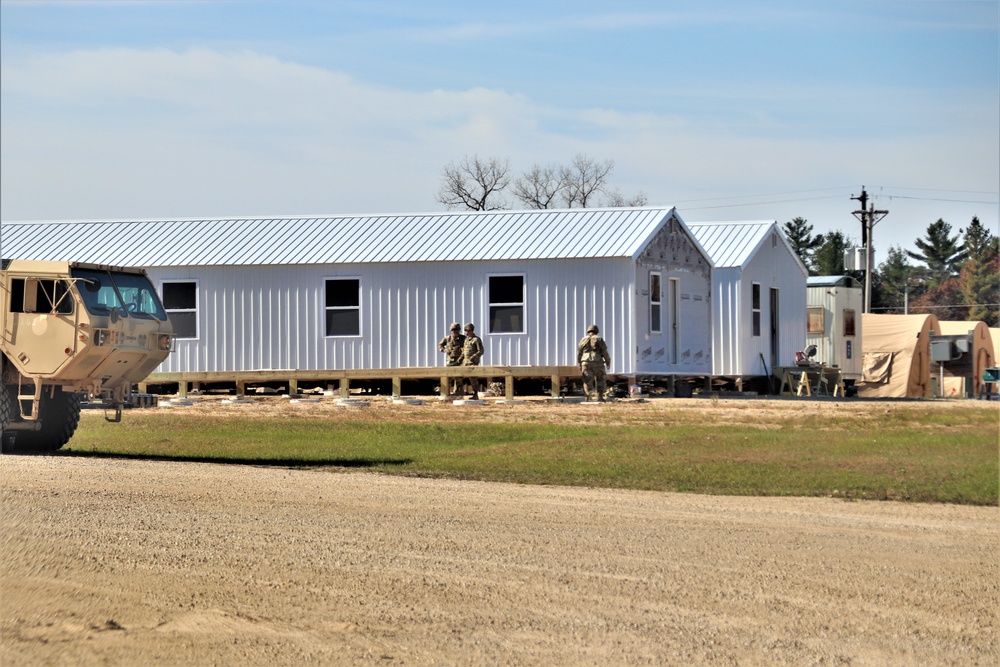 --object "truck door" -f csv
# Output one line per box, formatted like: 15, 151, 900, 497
7, 277, 78, 375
